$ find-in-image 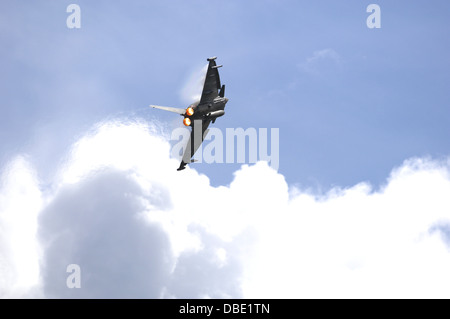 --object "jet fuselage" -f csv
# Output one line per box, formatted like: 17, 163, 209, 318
186, 96, 229, 123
